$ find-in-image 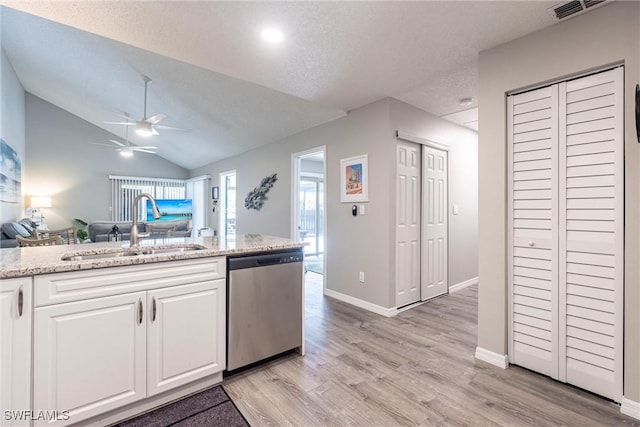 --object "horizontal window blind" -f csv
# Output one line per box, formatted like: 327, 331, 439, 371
109, 176, 186, 222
